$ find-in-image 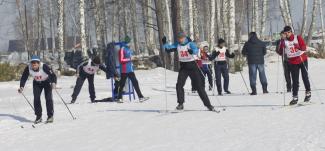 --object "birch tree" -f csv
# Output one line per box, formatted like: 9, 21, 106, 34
57, 0, 65, 71
188, 0, 194, 40
78, 0, 87, 57
228, 0, 236, 72
252, 0, 259, 35
193, 0, 200, 42
171, 0, 182, 71
307, 0, 318, 45
209, 0, 216, 48
319, 0, 325, 52
260, 0, 268, 38
130, 0, 139, 54
301, 0, 308, 36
